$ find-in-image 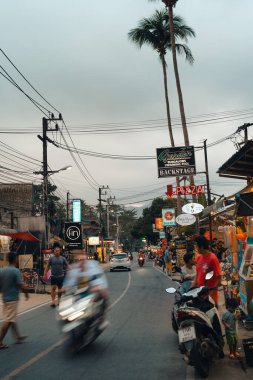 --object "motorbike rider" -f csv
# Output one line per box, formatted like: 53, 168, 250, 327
63, 248, 109, 327
138, 251, 145, 261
